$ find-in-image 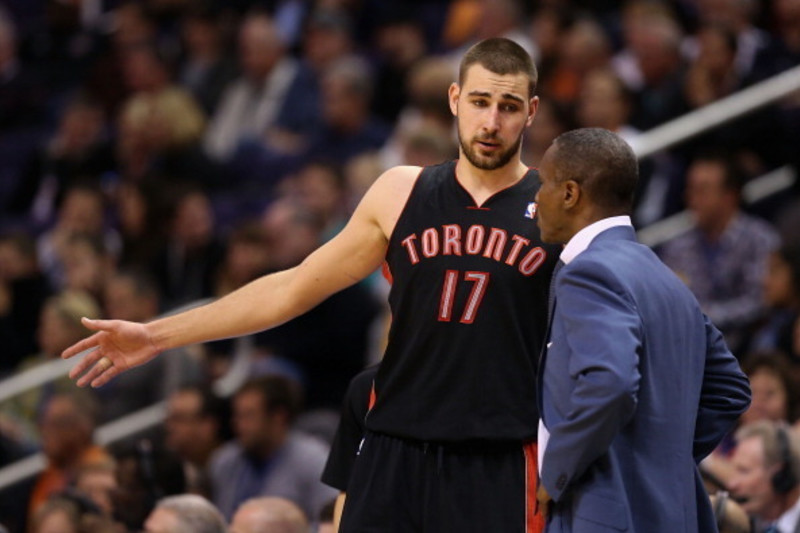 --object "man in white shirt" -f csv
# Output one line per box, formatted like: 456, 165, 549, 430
729, 421, 800, 533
